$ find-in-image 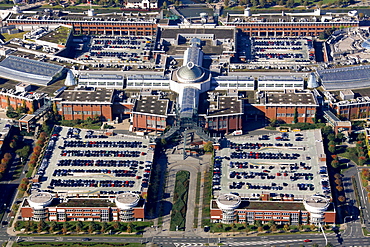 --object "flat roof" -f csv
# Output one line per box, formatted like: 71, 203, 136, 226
214, 129, 330, 201
57, 199, 115, 208
38, 26, 71, 45
206, 96, 243, 116
134, 95, 169, 116
58, 88, 114, 103
212, 200, 306, 211
263, 90, 318, 105
29, 192, 53, 204
161, 28, 234, 40
36, 126, 154, 196
8, 11, 157, 23
79, 74, 123, 80
259, 75, 303, 81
